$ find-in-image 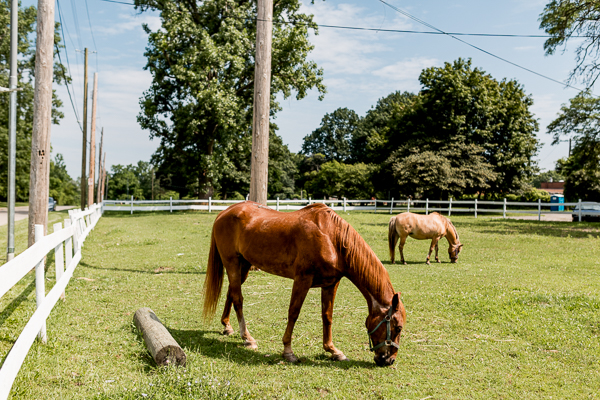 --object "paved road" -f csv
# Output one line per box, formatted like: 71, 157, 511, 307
0, 205, 77, 226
